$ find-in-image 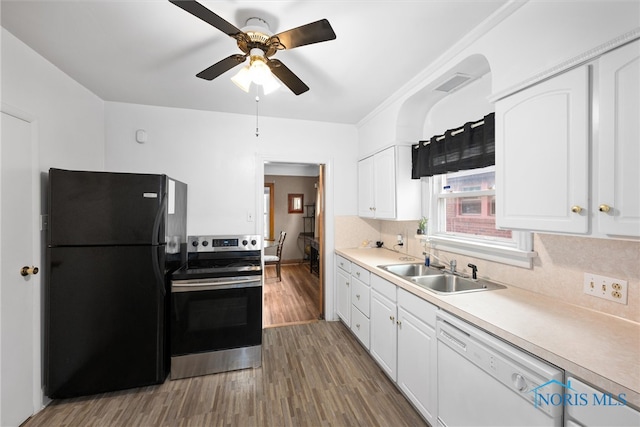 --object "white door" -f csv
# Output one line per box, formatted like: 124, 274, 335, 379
596, 40, 640, 237
1, 111, 37, 426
